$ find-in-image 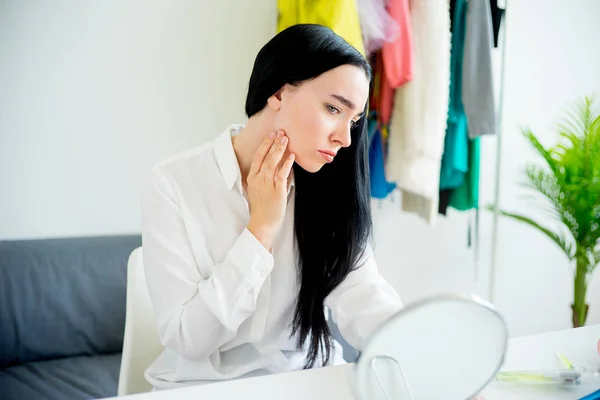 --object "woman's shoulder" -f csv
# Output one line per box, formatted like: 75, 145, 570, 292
143, 125, 239, 197
156, 144, 213, 177
154, 142, 214, 172
144, 134, 222, 193
150, 124, 240, 175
